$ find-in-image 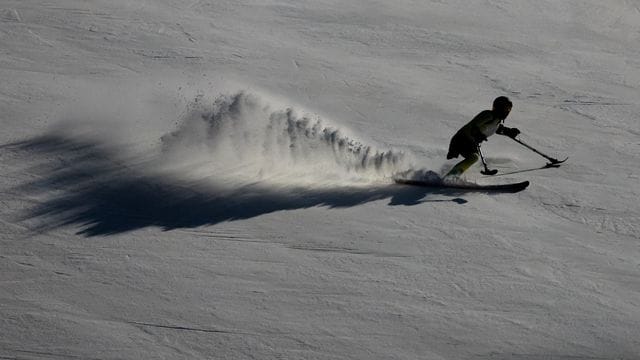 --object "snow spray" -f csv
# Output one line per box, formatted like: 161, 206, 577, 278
160, 92, 412, 186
